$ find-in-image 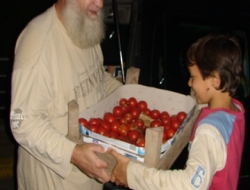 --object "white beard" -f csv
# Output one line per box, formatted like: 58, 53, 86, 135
61, 0, 105, 49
